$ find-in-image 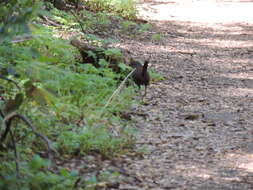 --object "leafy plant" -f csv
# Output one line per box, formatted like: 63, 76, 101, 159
121, 20, 136, 31
0, 0, 41, 43
104, 48, 122, 61
138, 23, 151, 33
150, 69, 165, 82
84, 0, 138, 19
0, 1, 140, 189
0, 155, 79, 190
151, 33, 162, 41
